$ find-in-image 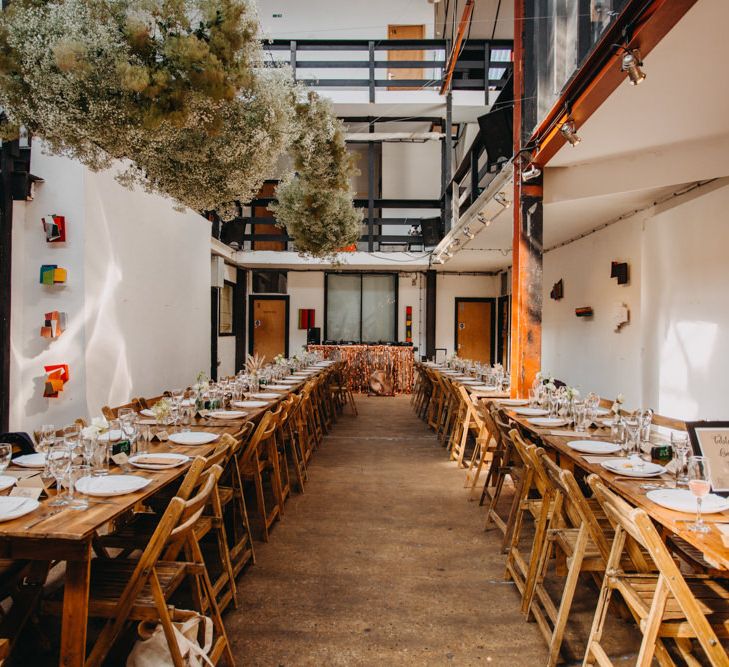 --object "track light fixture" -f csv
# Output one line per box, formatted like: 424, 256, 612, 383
443, 246, 453, 259
560, 119, 581, 146
621, 48, 646, 85
521, 163, 541, 182
432, 255, 444, 265
477, 212, 492, 226
463, 225, 475, 240
494, 192, 511, 208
